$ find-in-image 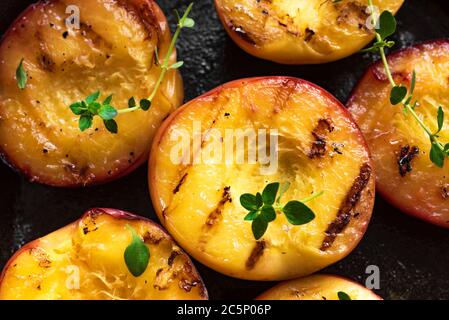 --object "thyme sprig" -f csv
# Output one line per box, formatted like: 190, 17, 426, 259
68, 3, 195, 134
363, 0, 449, 167
240, 182, 322, 240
